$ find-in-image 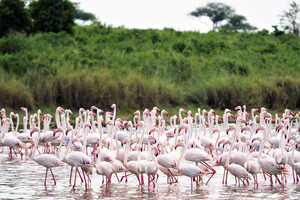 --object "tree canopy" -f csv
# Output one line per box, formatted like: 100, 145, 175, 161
190, 2, 235, 30
220, 14, 257, 32
0, 0, 31, 36
75, 8, 96, 22
280, 1, 300, 35
190, 2, 256, 32
29, 0, 76, 33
